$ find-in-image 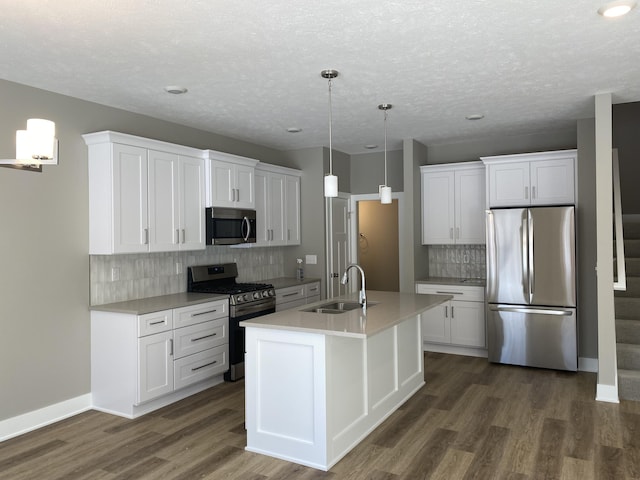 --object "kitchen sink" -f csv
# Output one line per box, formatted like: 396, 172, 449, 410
302, 301, 377, 314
